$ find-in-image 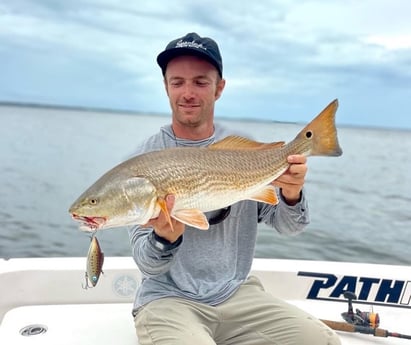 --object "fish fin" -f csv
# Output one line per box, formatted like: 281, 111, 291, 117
172, 209, 209, 230
295, 99, 343, 157
157, 198, 175, 232
248, 185, 279, 205
210, 136, 284, 150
